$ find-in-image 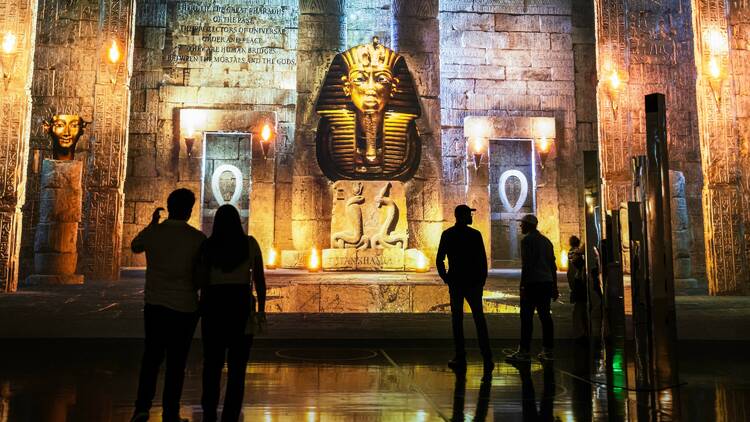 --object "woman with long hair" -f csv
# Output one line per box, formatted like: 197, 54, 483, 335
199, 204, 266, 422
